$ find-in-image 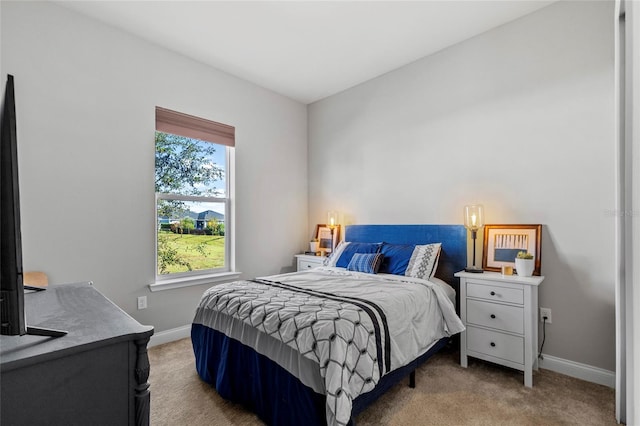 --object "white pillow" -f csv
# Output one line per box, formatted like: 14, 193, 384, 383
405, 243, 441, 280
